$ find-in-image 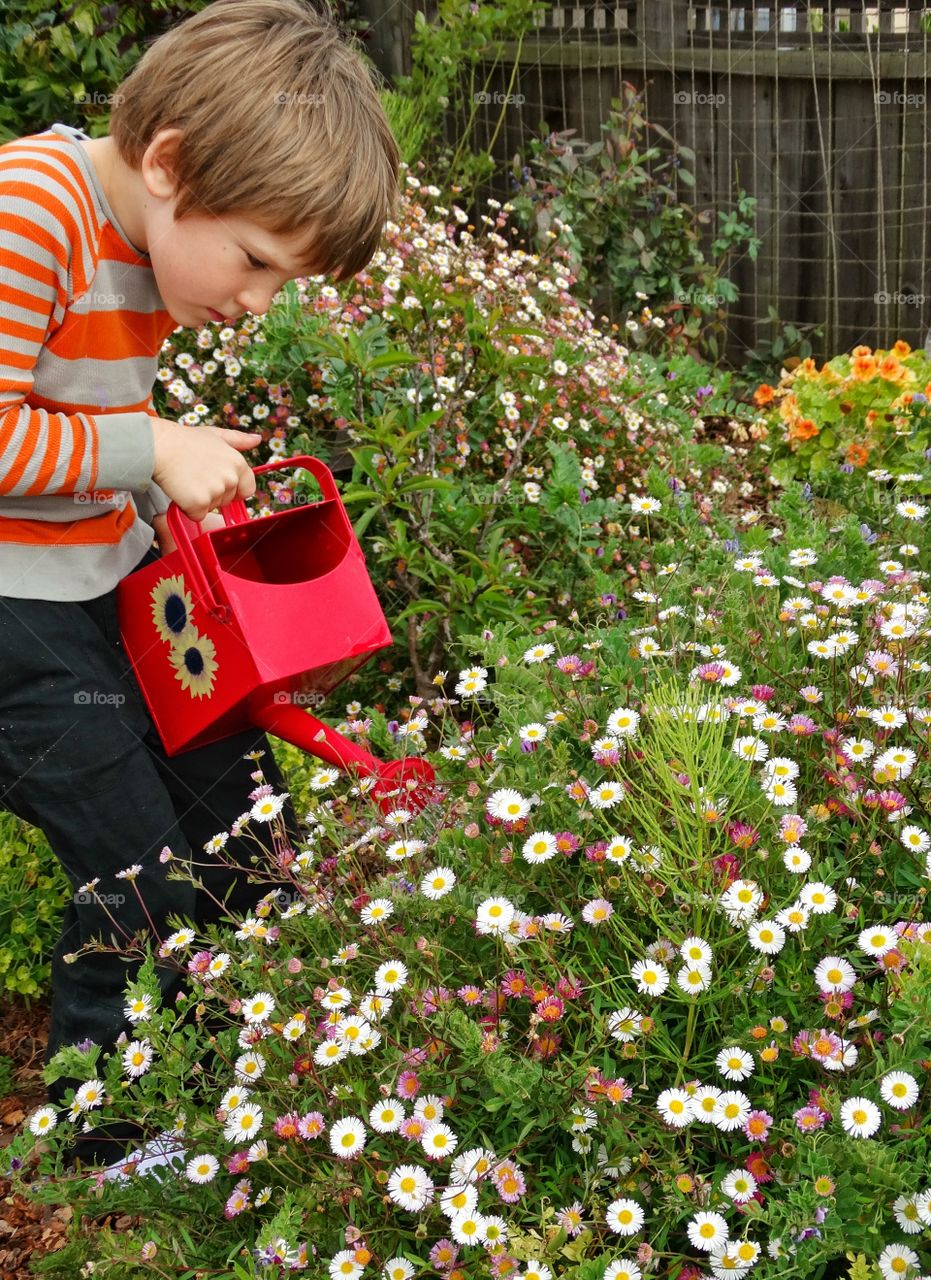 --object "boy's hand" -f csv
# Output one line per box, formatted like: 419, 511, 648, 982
152, 509, 226, 556
151, 417, 263, 523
